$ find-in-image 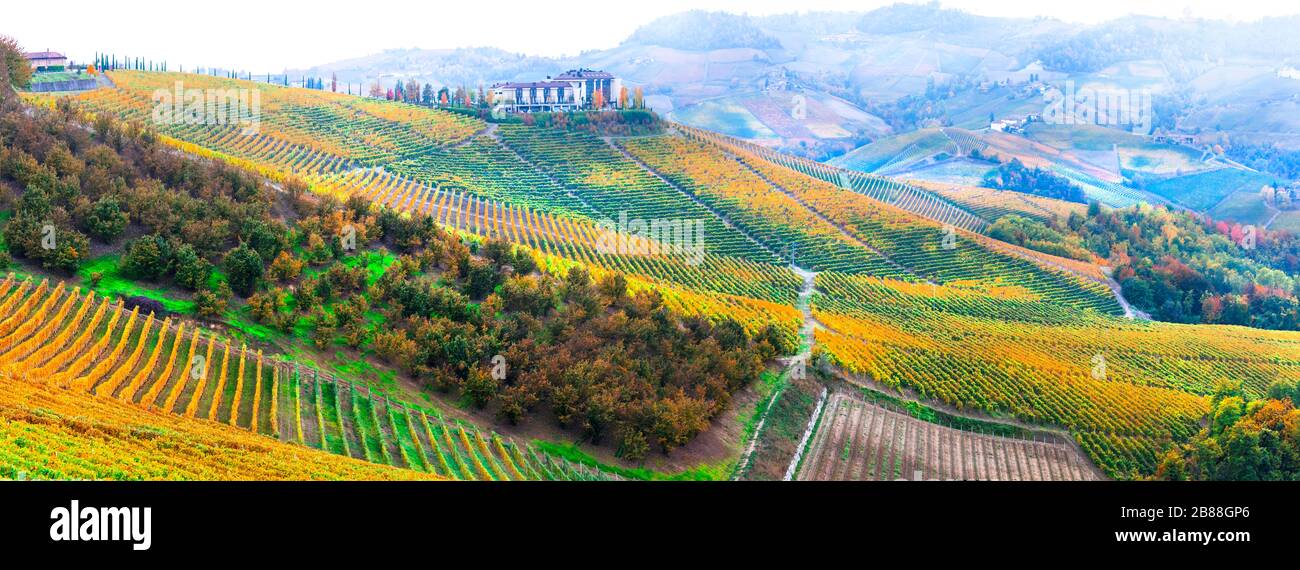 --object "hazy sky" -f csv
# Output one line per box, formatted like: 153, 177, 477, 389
7, 0, 1298, 73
